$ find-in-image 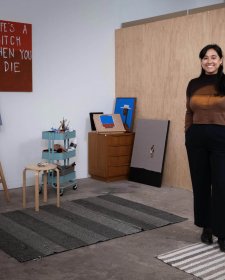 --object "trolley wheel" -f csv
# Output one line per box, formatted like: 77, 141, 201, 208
60, 188, 64, 196
39, 185, 43, 194
73, 184, 77, 190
